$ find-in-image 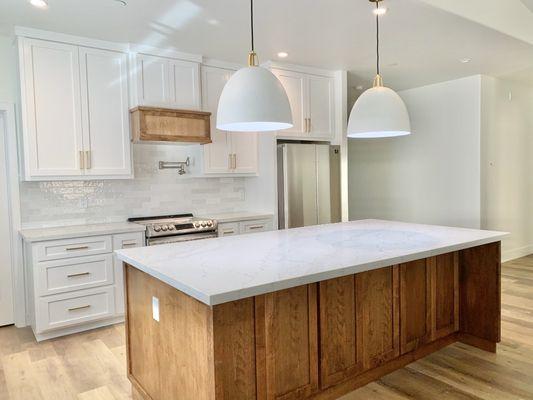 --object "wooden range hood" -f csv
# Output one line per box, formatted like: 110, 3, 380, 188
130, 107, 212, 144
